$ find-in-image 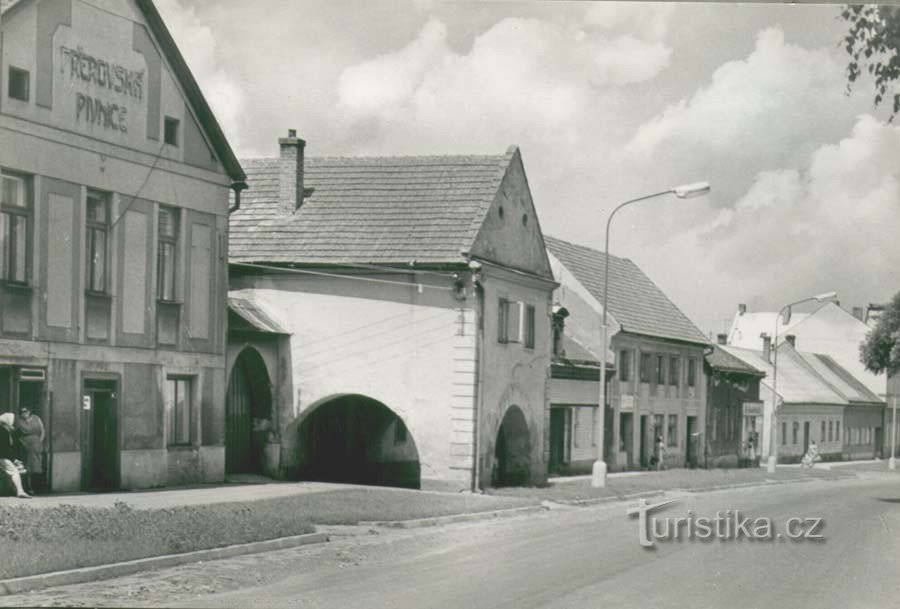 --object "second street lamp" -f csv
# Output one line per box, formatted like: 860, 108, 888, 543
766, 291, 838, 474
592, 181, 710, 488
